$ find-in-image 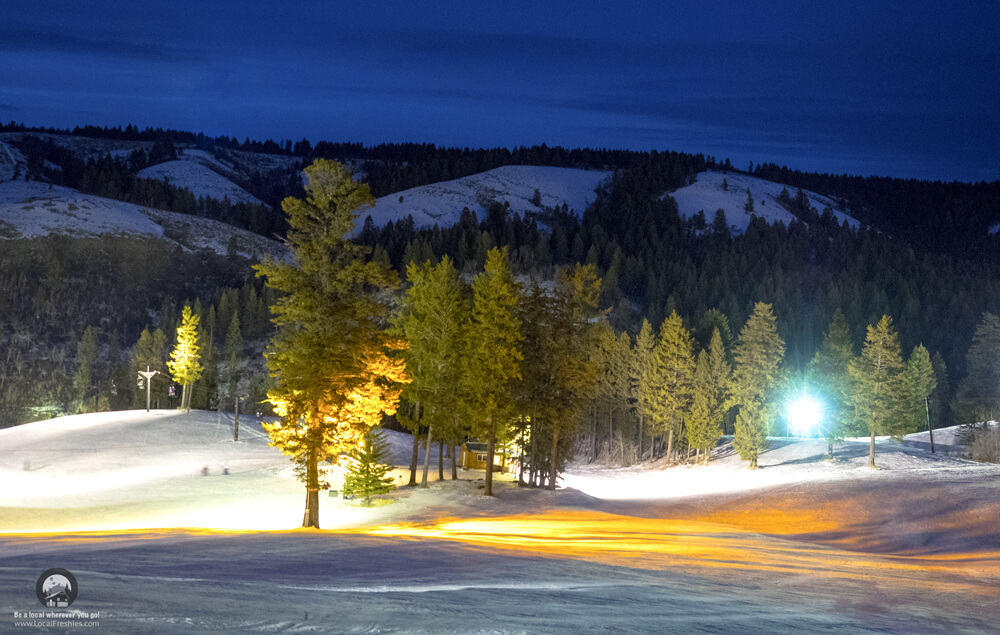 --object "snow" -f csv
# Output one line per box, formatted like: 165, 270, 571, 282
2, 411, 997, 633
0, 180, 287, 259
669, 170, 861, 234
0, 140, 27, 182
361, 165, 611, 230
138, 159, 263, 206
